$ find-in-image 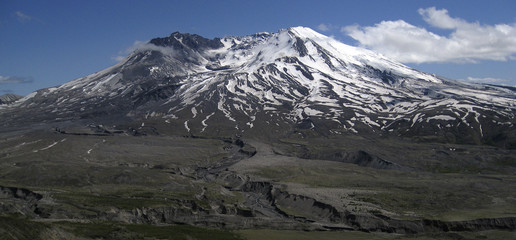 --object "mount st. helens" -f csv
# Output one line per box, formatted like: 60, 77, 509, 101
1, 26, 515, 146
1, 27, 516, 238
